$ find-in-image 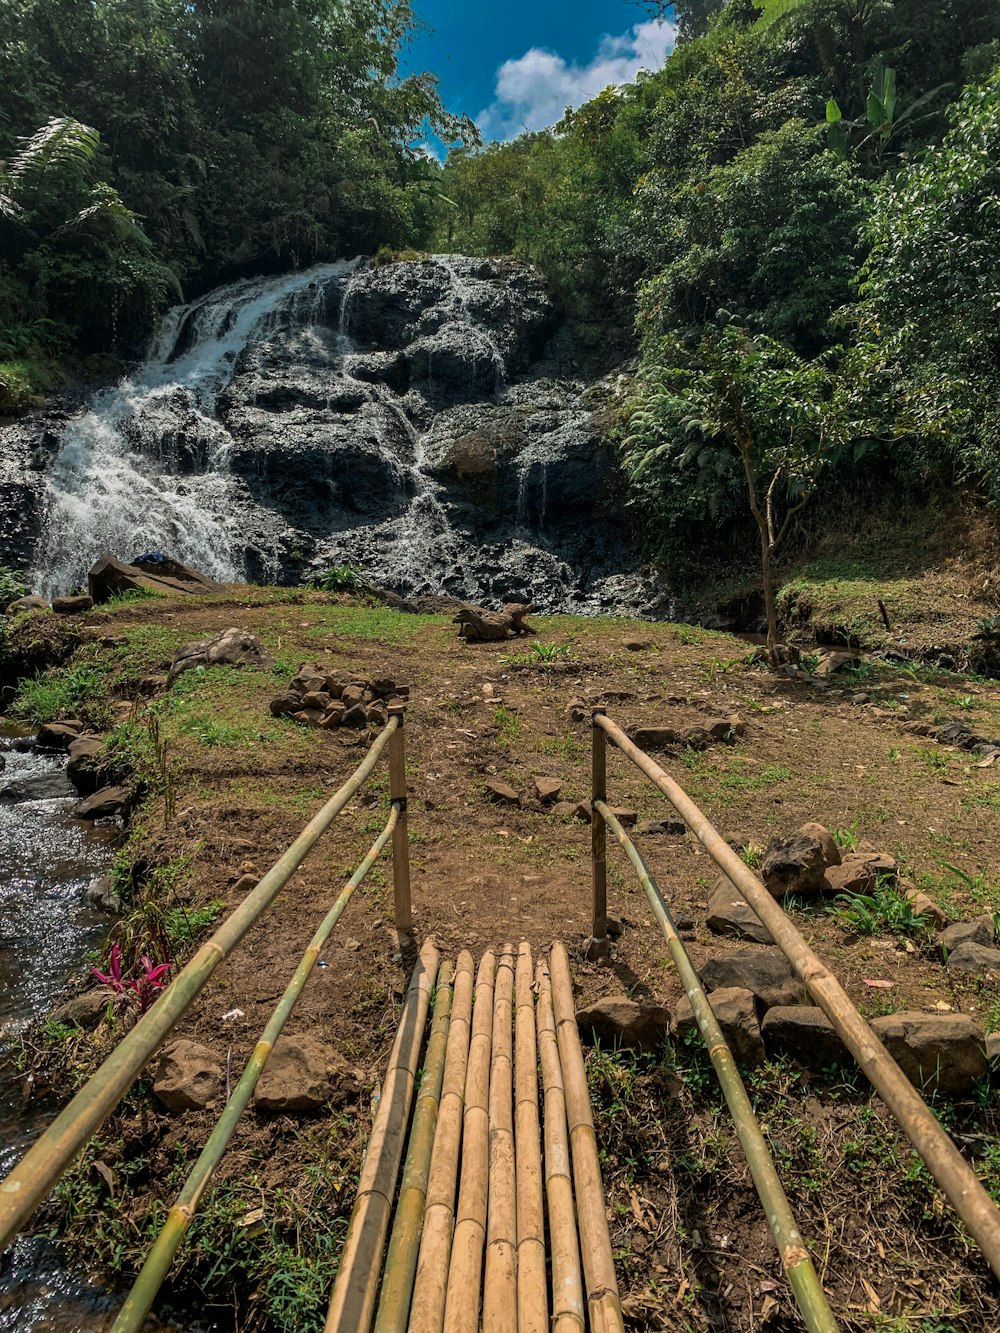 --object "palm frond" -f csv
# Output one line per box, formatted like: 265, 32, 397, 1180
10, 117, 101, 188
